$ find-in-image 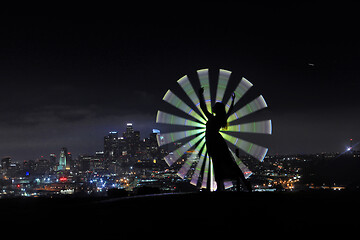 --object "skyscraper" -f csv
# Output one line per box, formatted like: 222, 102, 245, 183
122, 123, 140, 156
104, 132, 119, 161
123, 123, 134, 139
57, 147, 69, 171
